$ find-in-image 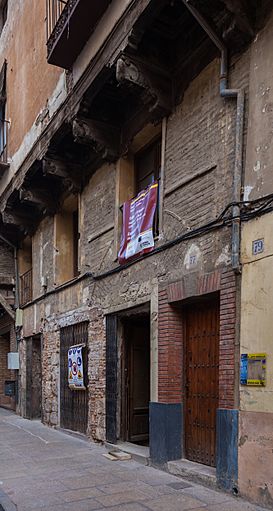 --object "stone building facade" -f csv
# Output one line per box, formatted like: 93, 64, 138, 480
0, 0, 272, 508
